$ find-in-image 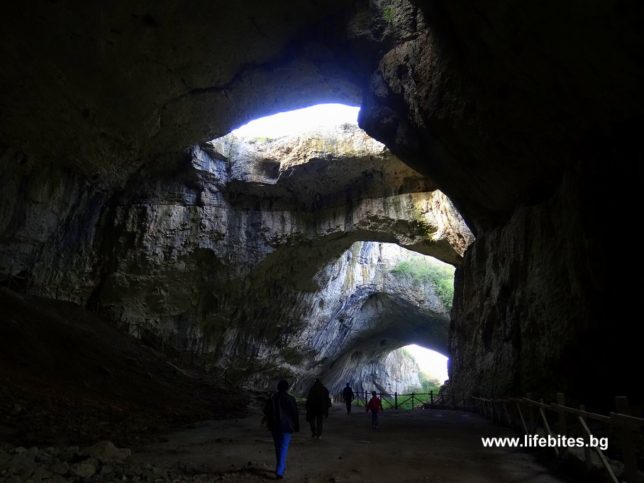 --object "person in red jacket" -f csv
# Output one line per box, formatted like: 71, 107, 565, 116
366, 391, 383, 429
